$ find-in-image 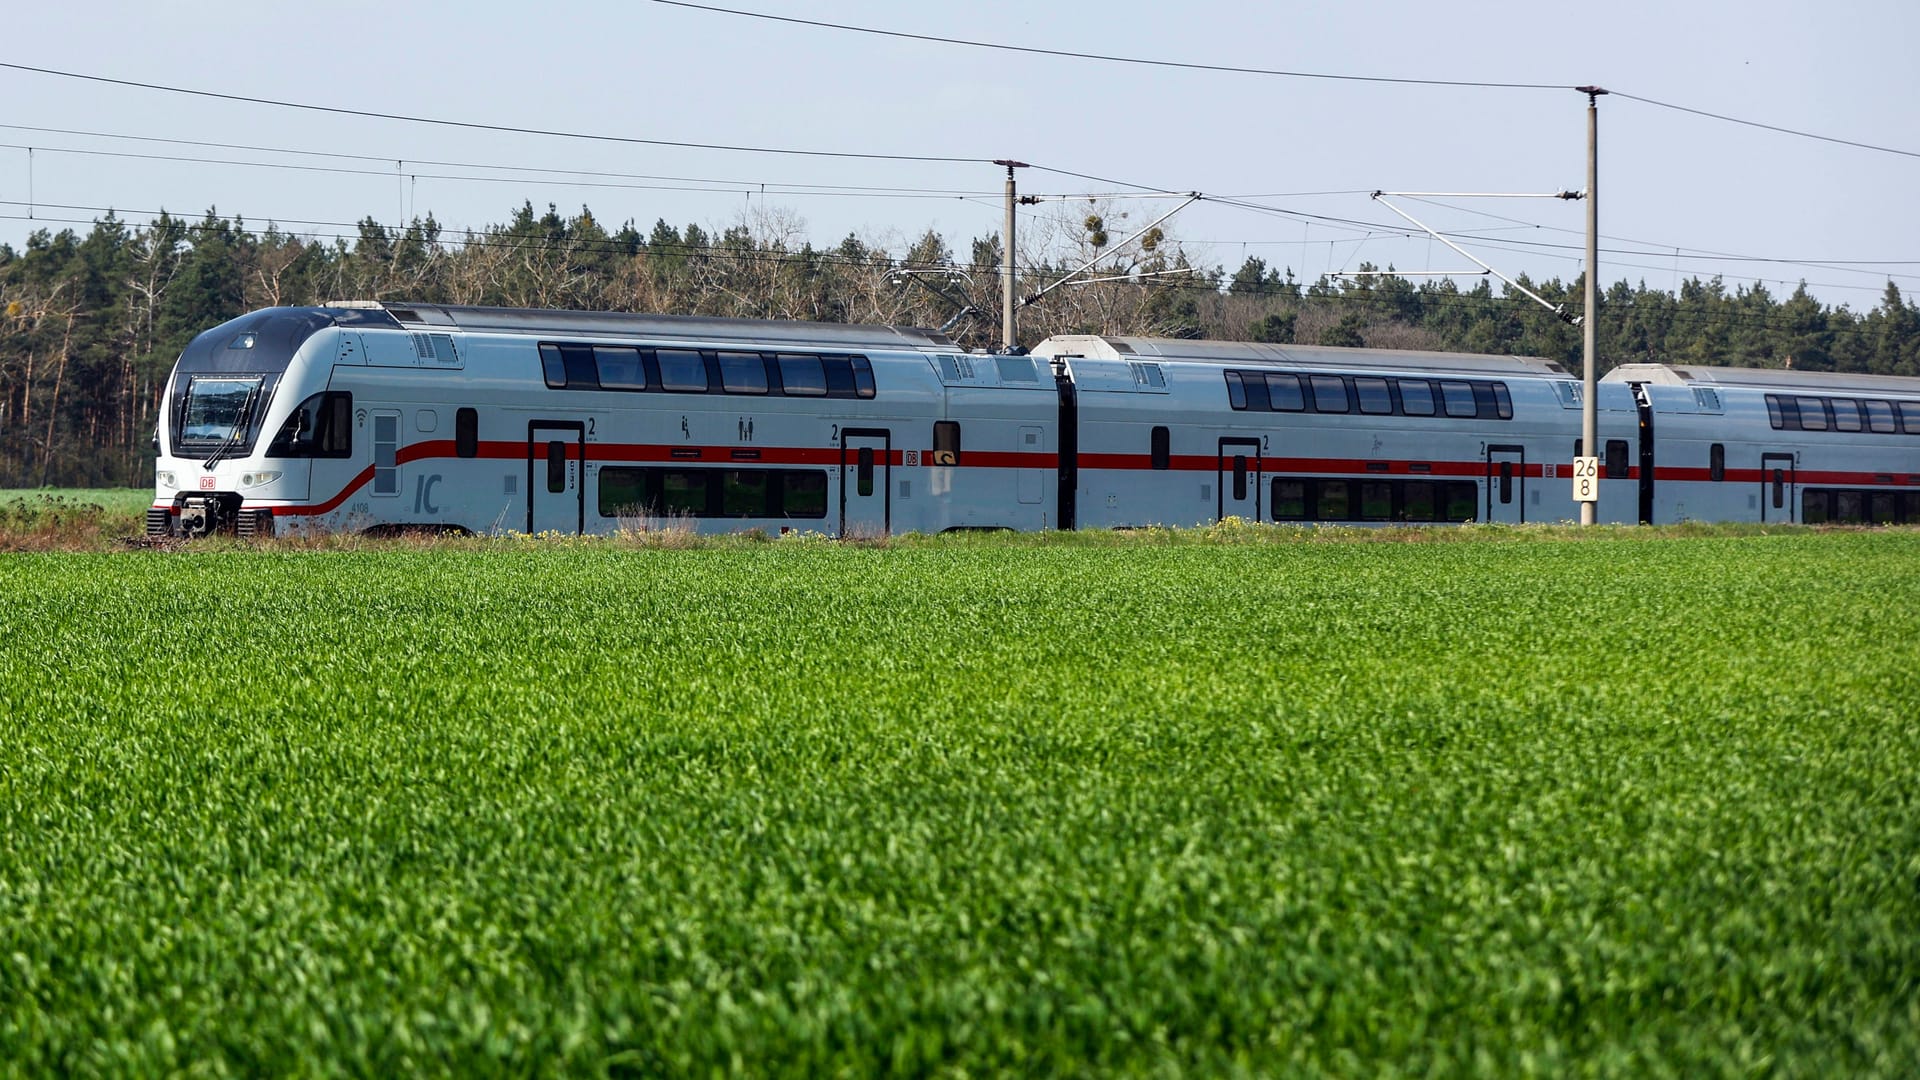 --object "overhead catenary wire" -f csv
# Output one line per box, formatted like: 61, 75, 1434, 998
0, 123, 996, 197
2, 197, 1908, 314
2, 210, 1906, 338
0, 61, 988, 164
0, 142, 998, 203
648, 1, 1568, 90
7, 185, 1908, 300
651, 2, 1920, 160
